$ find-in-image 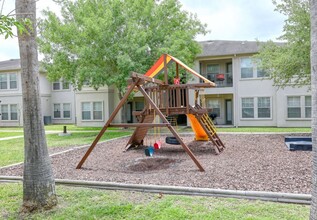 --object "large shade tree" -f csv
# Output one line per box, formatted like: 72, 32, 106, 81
16, 0, 57, 212
254, 0, 310, 87
38, 0, 207, 98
